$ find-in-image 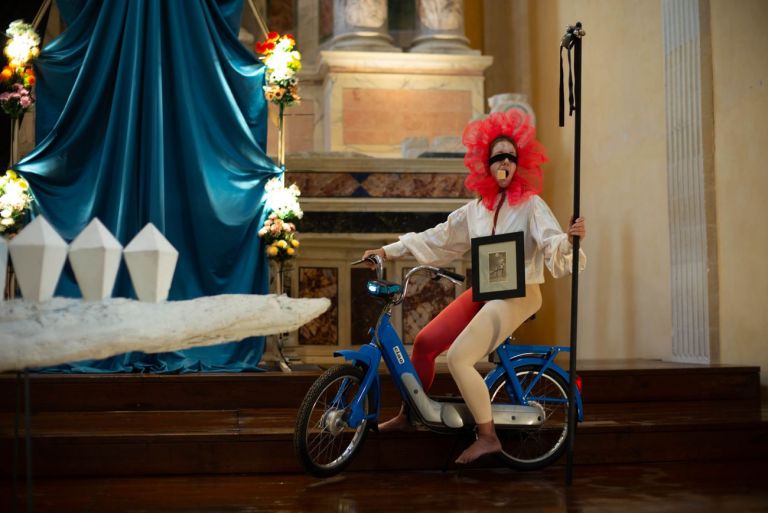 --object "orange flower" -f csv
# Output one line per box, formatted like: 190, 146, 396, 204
0, 68, 12, 81
27, 75, 35, 86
